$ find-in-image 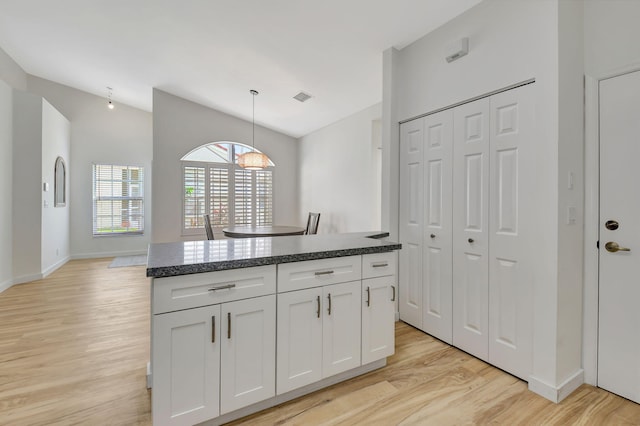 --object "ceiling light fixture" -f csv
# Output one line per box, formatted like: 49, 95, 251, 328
238, 89, 270, 170
107, 87, 115, 110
